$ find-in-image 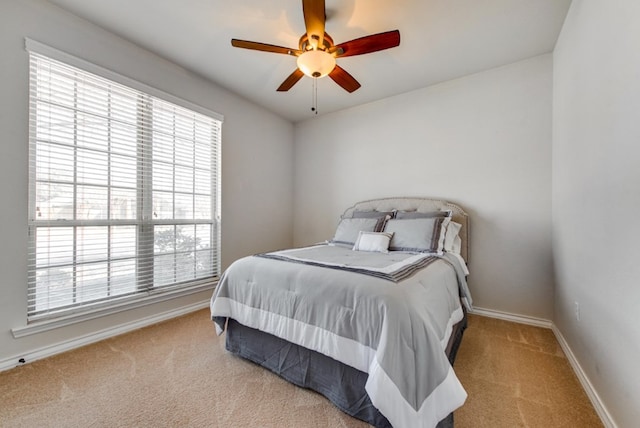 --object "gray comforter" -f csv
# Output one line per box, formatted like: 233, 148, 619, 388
210, 244, 472, 428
